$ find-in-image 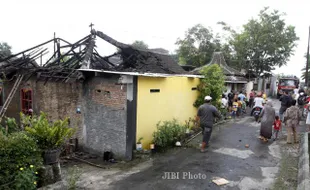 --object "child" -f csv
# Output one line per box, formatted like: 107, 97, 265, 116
232, 99, 239, 119
273, 116, 281, 141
